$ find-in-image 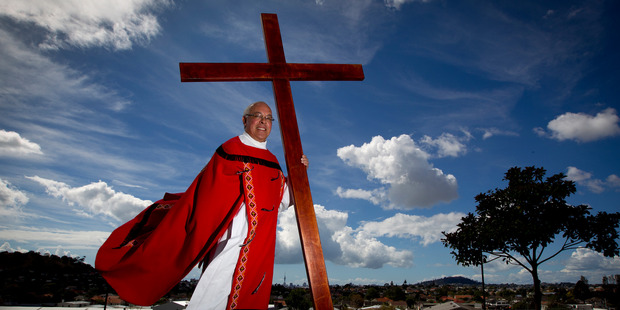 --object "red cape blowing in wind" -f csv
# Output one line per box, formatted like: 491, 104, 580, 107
95, 137, 285, 307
